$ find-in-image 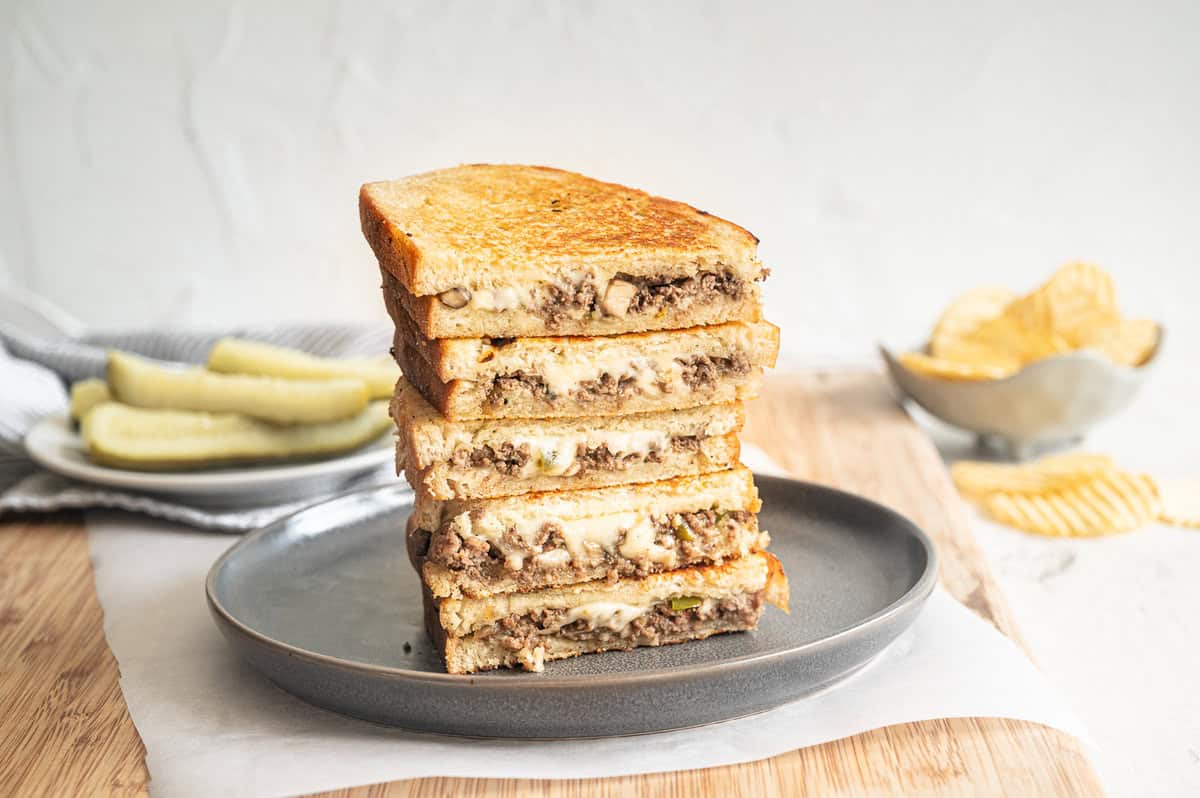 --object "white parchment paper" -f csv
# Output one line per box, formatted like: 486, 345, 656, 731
87, 448, 1091, 797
